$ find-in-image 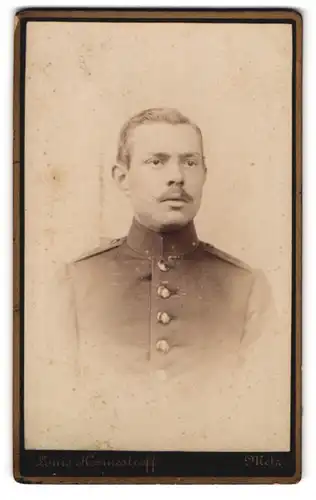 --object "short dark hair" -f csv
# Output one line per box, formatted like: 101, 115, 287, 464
116, 107, 204, 167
